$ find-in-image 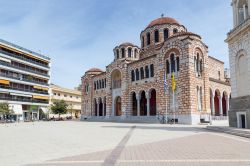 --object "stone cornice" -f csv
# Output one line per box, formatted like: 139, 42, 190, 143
226, 17, 250, 43
209, 77, 230, 86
